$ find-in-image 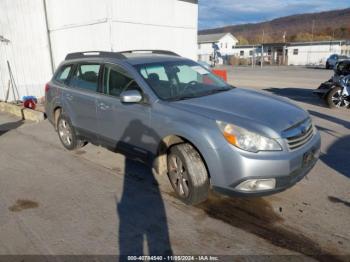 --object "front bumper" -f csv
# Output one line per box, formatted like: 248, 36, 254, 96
208, 130, 321, 197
